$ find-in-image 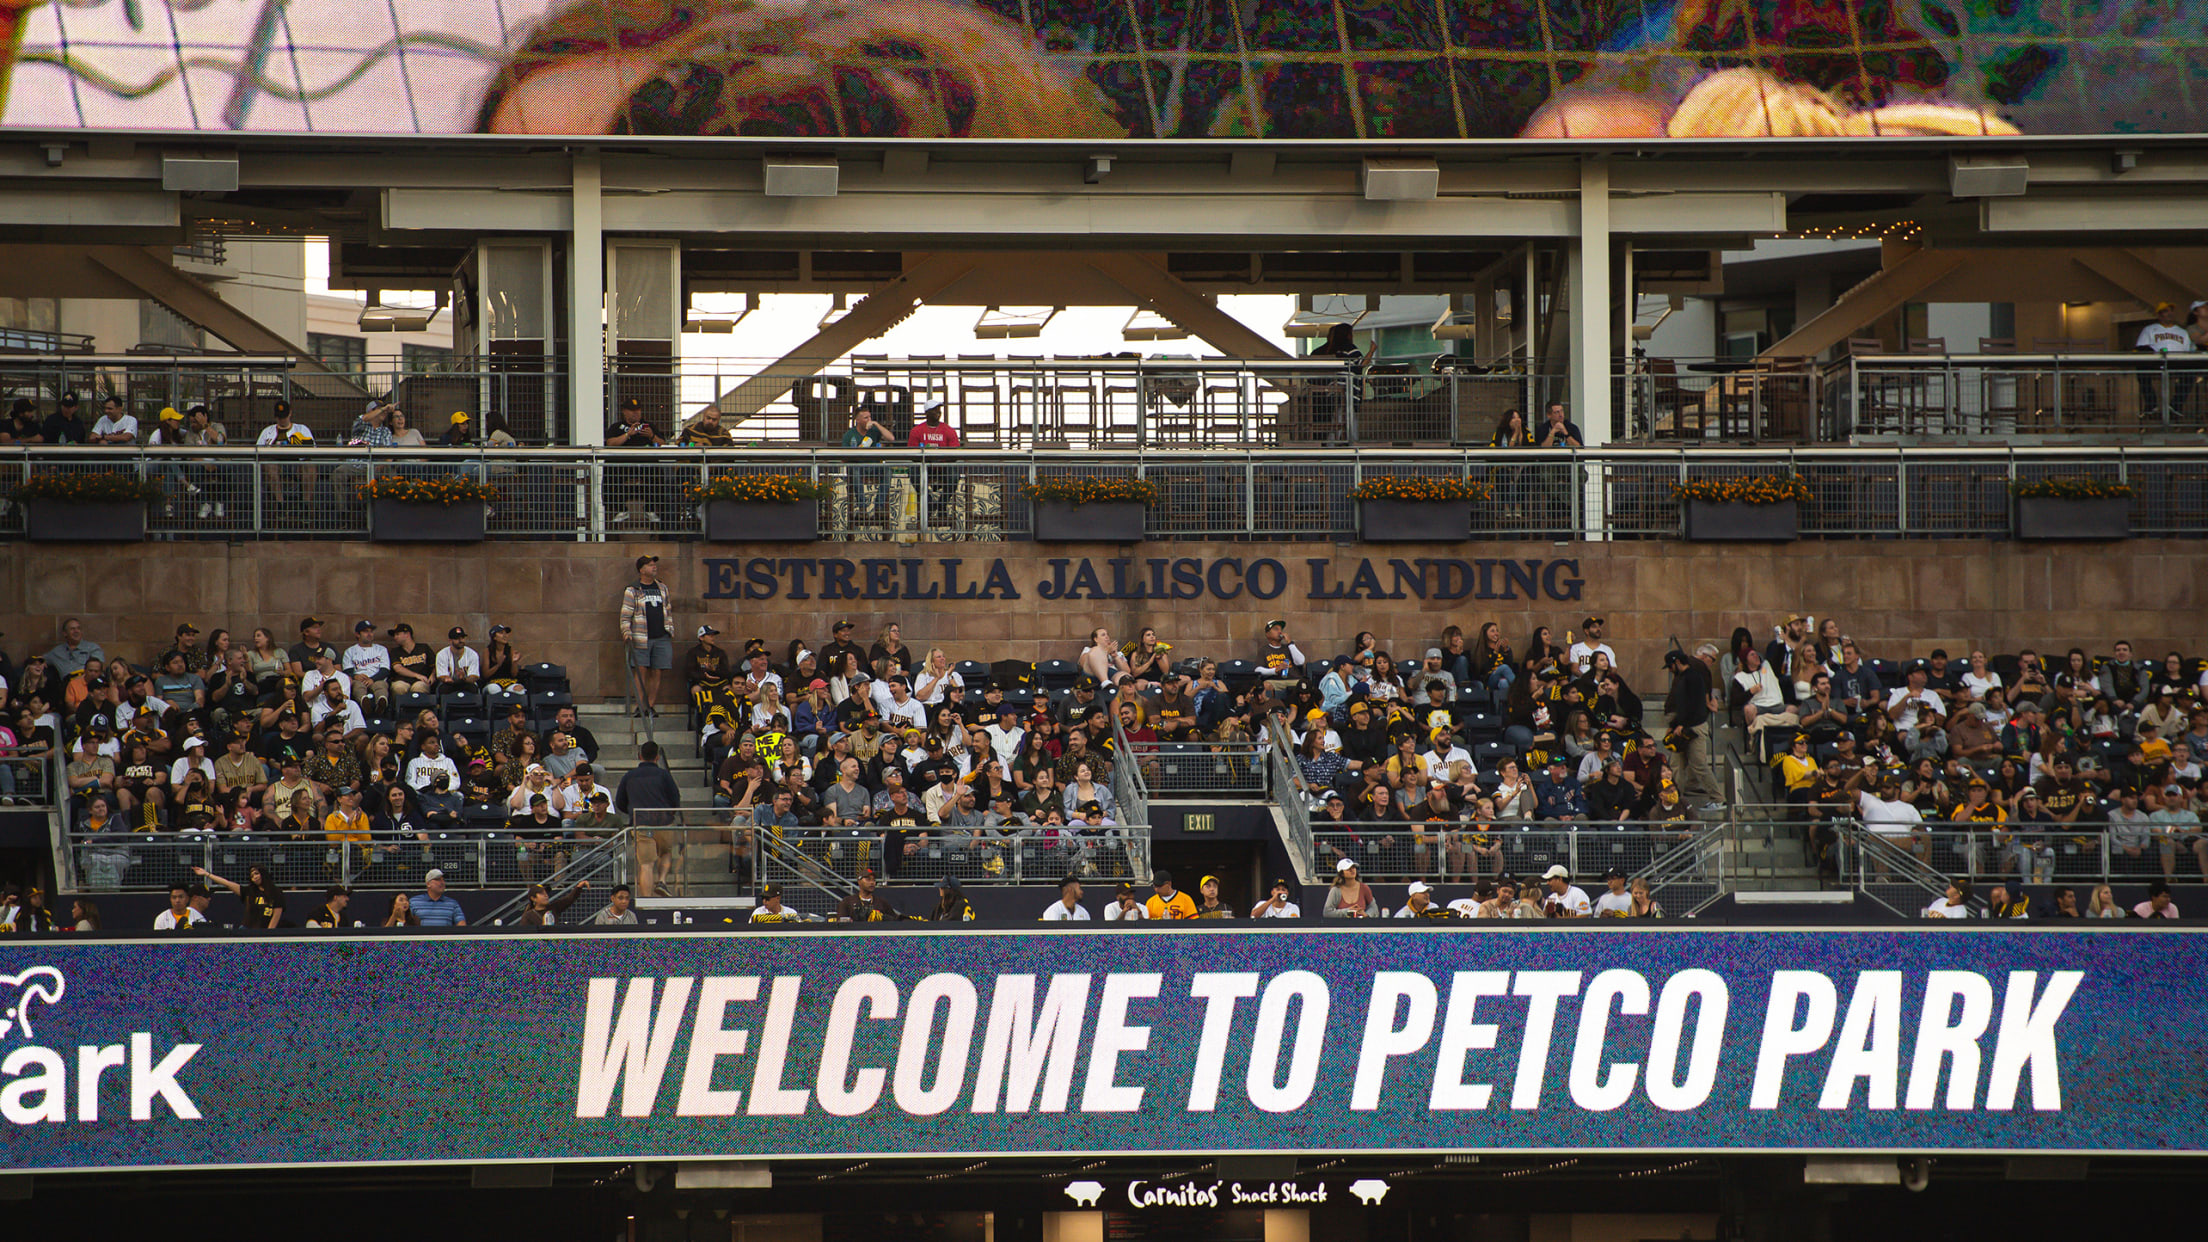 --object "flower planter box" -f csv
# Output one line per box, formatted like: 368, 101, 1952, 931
2014, 496, 2131, 541
24, 500, 146, 542
1032, 500, 1146, 542
370, 498, 486, 542
1681, 499, 1798, 542
703, 499, 820, 542
1358, 498, 1474, 542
